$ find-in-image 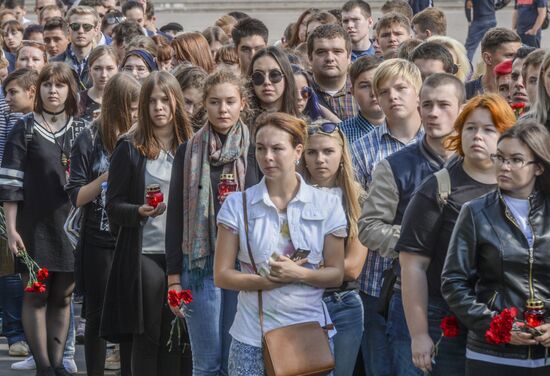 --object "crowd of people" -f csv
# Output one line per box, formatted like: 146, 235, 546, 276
0, 0, 549, 376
